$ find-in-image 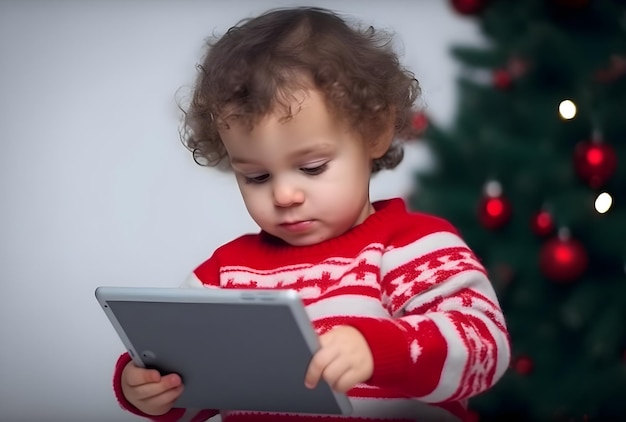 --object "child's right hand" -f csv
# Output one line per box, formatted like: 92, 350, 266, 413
121, 361, 184, 416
